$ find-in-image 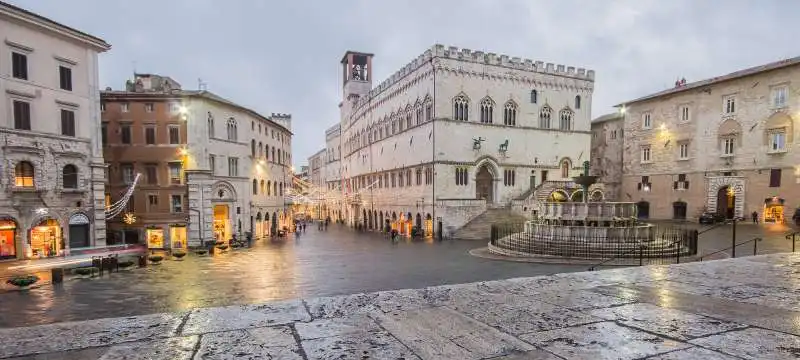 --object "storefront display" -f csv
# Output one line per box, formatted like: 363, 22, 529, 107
764, 197, 785, 223
169, 225, 187, 249
146, 228, 164, 249
213, 205, 230, 243
30, 219, 61, 258
0, 219, 17, 260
